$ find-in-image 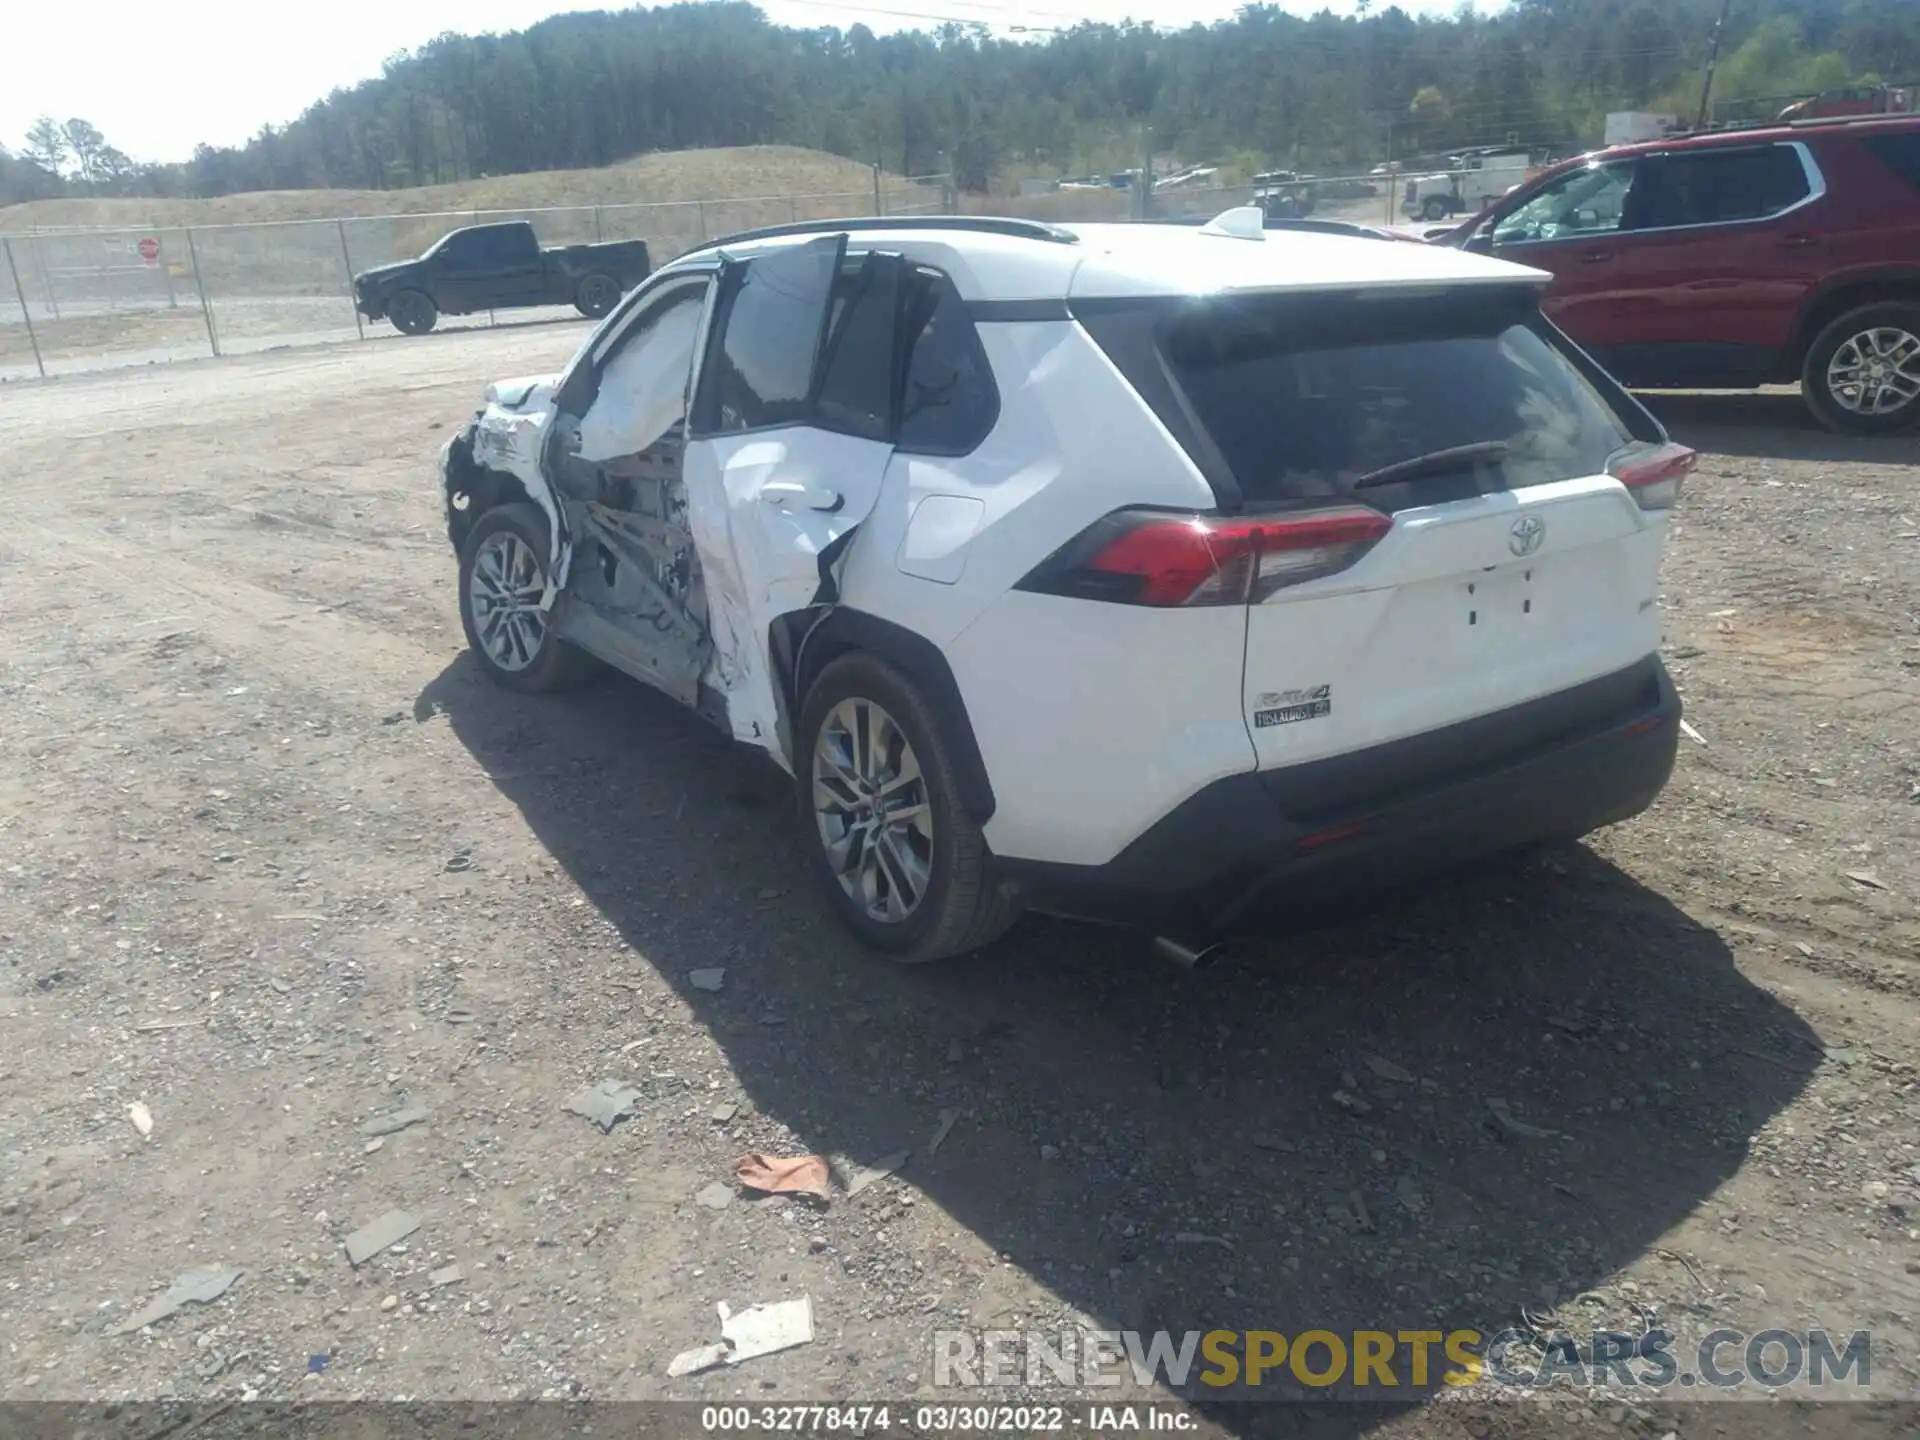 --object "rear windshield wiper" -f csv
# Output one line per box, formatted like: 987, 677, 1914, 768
1351, 441, 1510, 491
